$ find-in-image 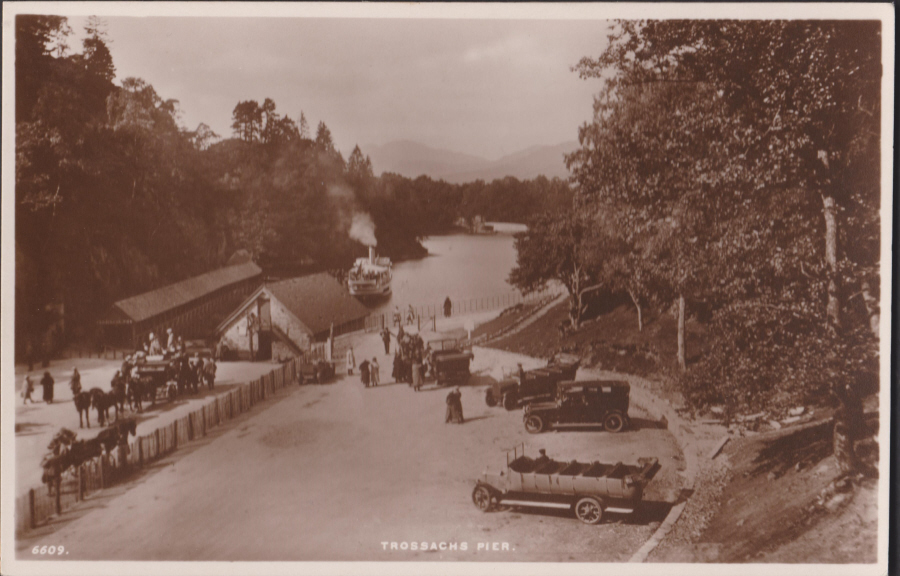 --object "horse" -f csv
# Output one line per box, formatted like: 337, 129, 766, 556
111, 378, 127, 413
127, 379, 143, 413
73, 392, 92, 428
89, 387, 117, 426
